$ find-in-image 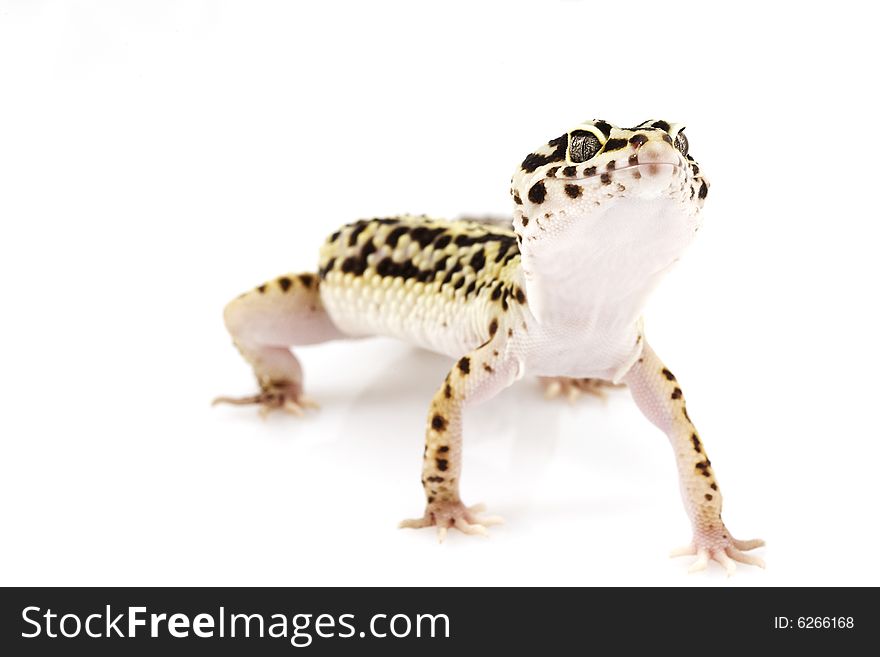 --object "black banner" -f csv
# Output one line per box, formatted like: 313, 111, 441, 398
0, 587, 869, 654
